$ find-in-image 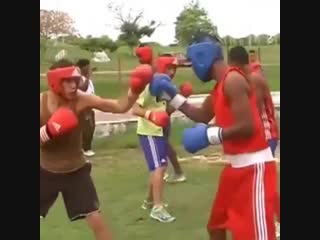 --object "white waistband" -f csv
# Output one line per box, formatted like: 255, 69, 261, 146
224, 148, 274, 168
